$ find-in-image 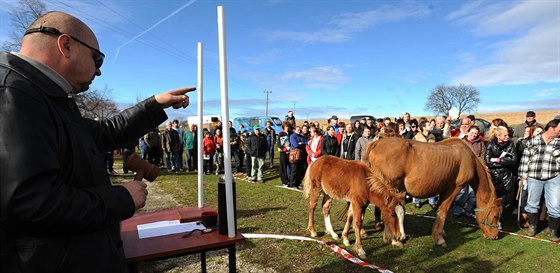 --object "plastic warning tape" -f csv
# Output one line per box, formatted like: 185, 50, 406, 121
243, 233, 393, 272
329, 244, 394, 273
